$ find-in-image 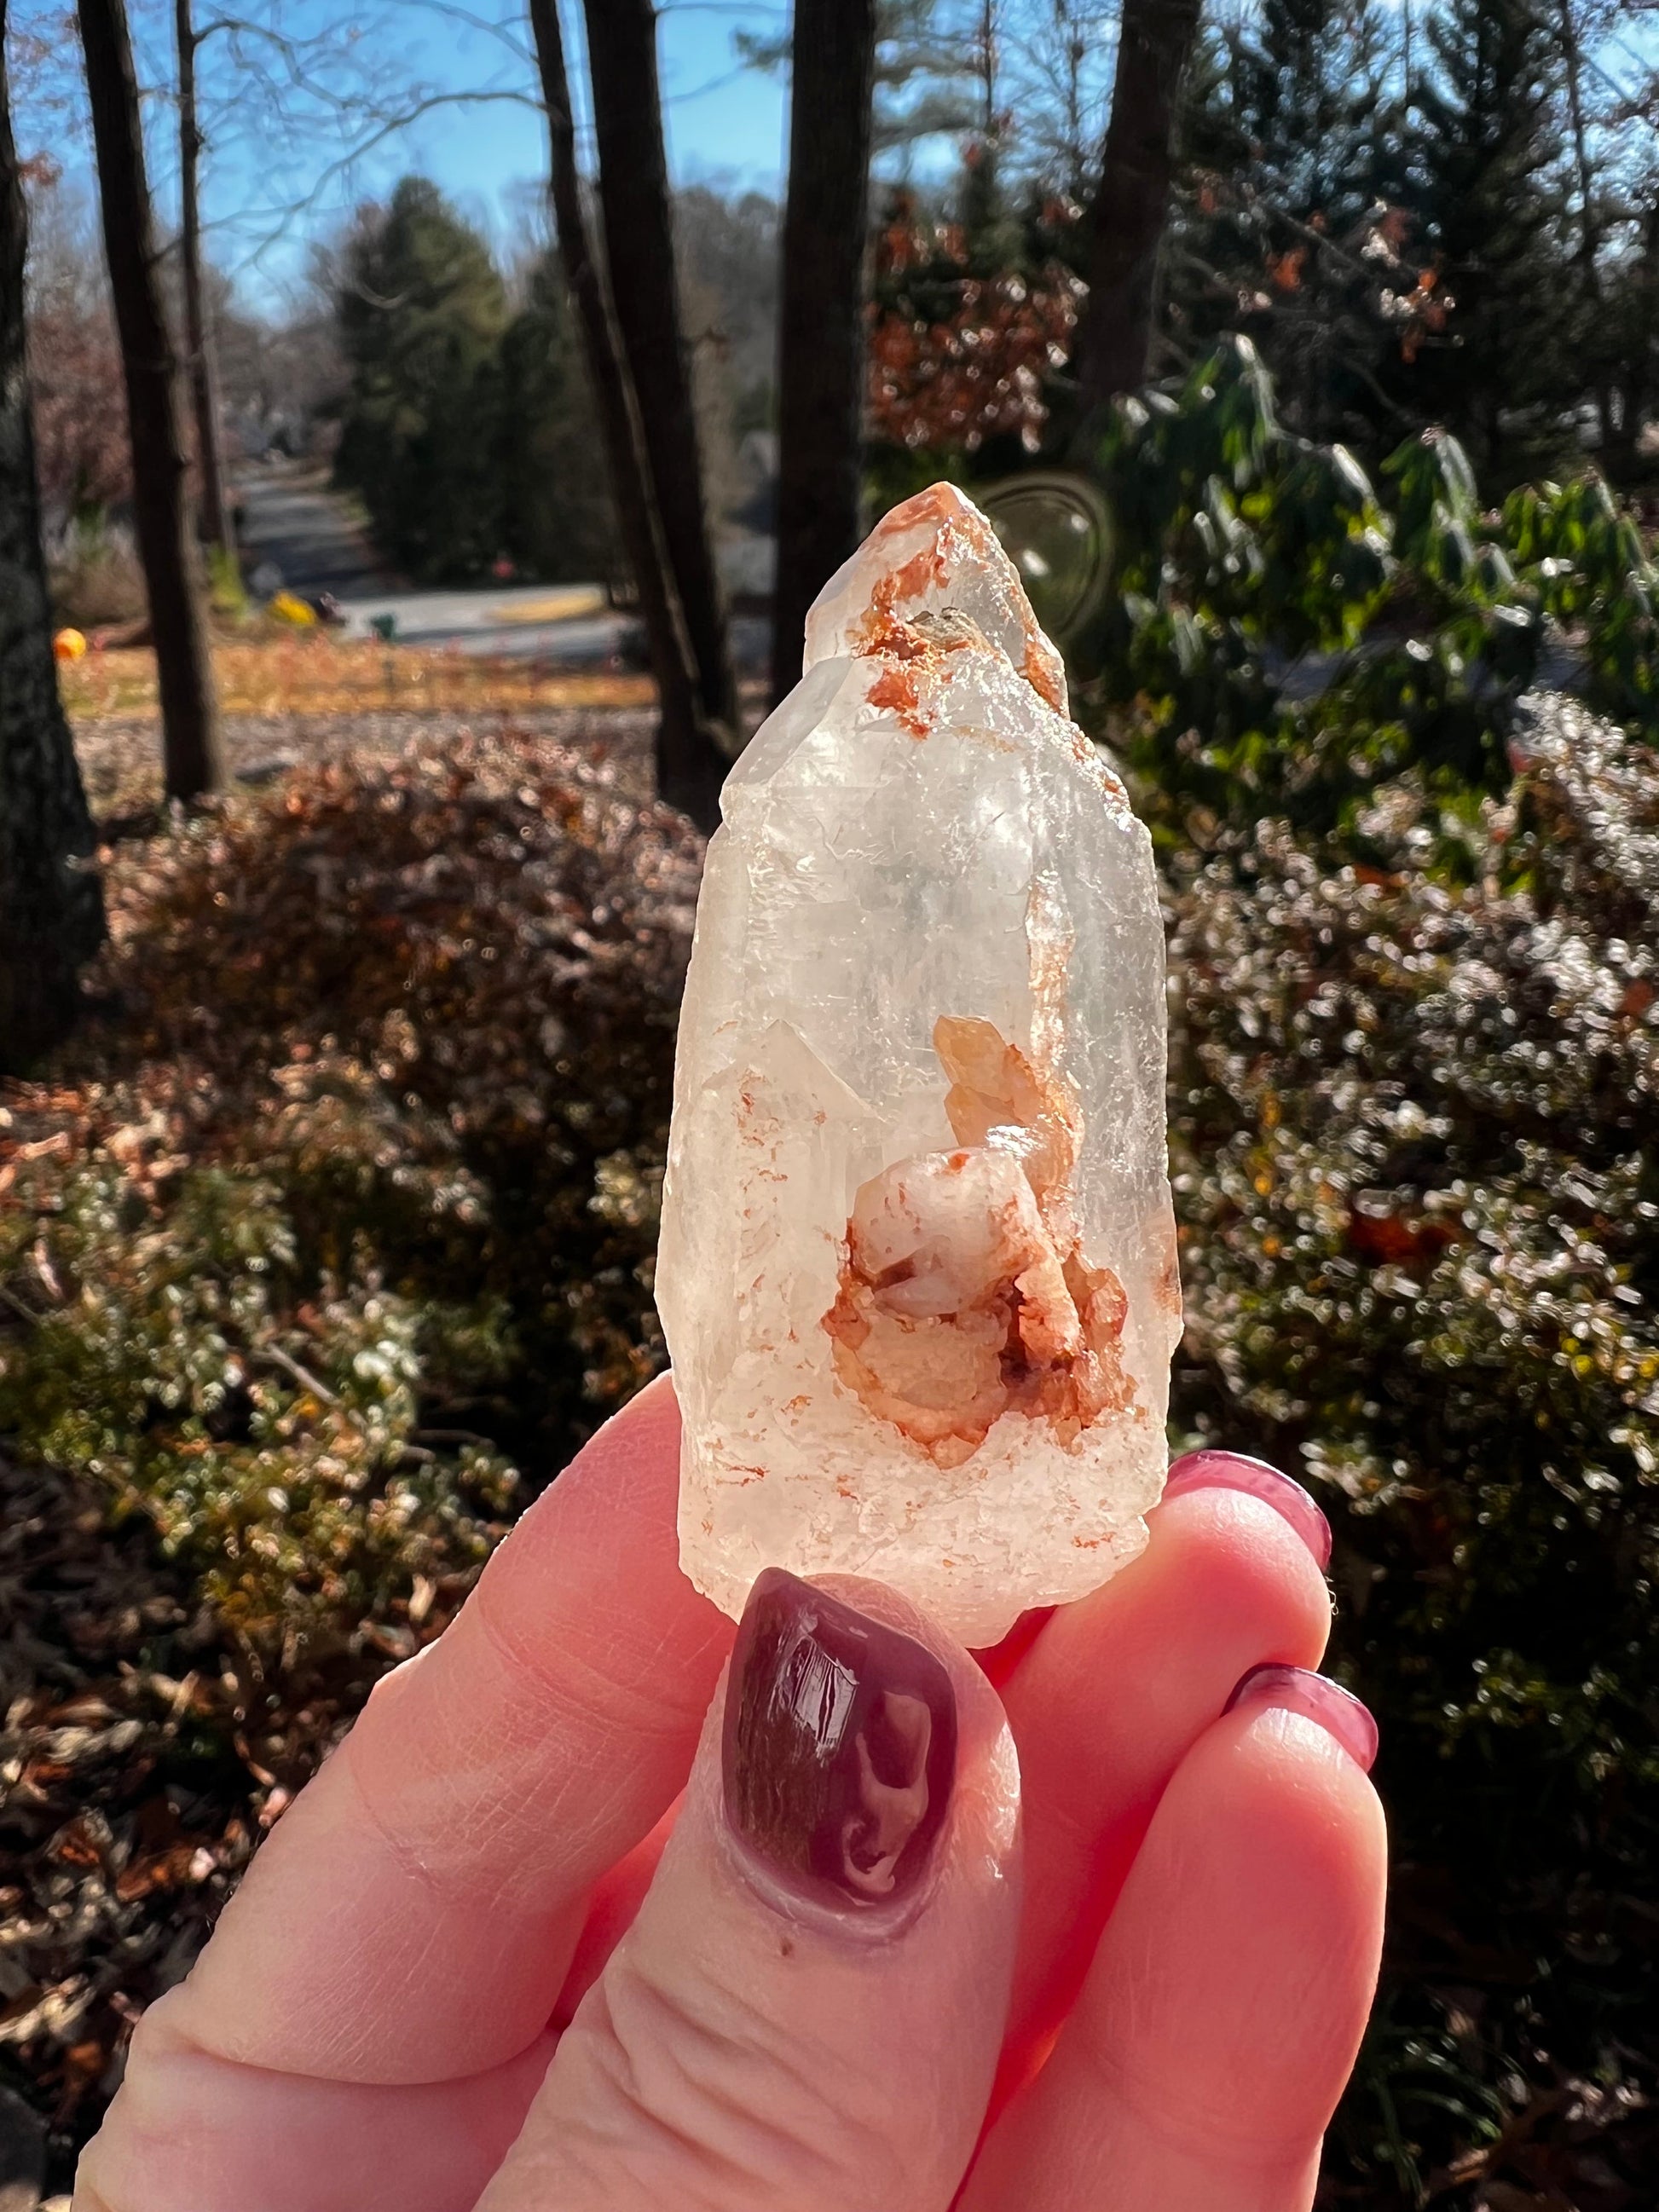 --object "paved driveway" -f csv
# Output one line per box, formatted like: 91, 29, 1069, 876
233, 458, 769, 668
